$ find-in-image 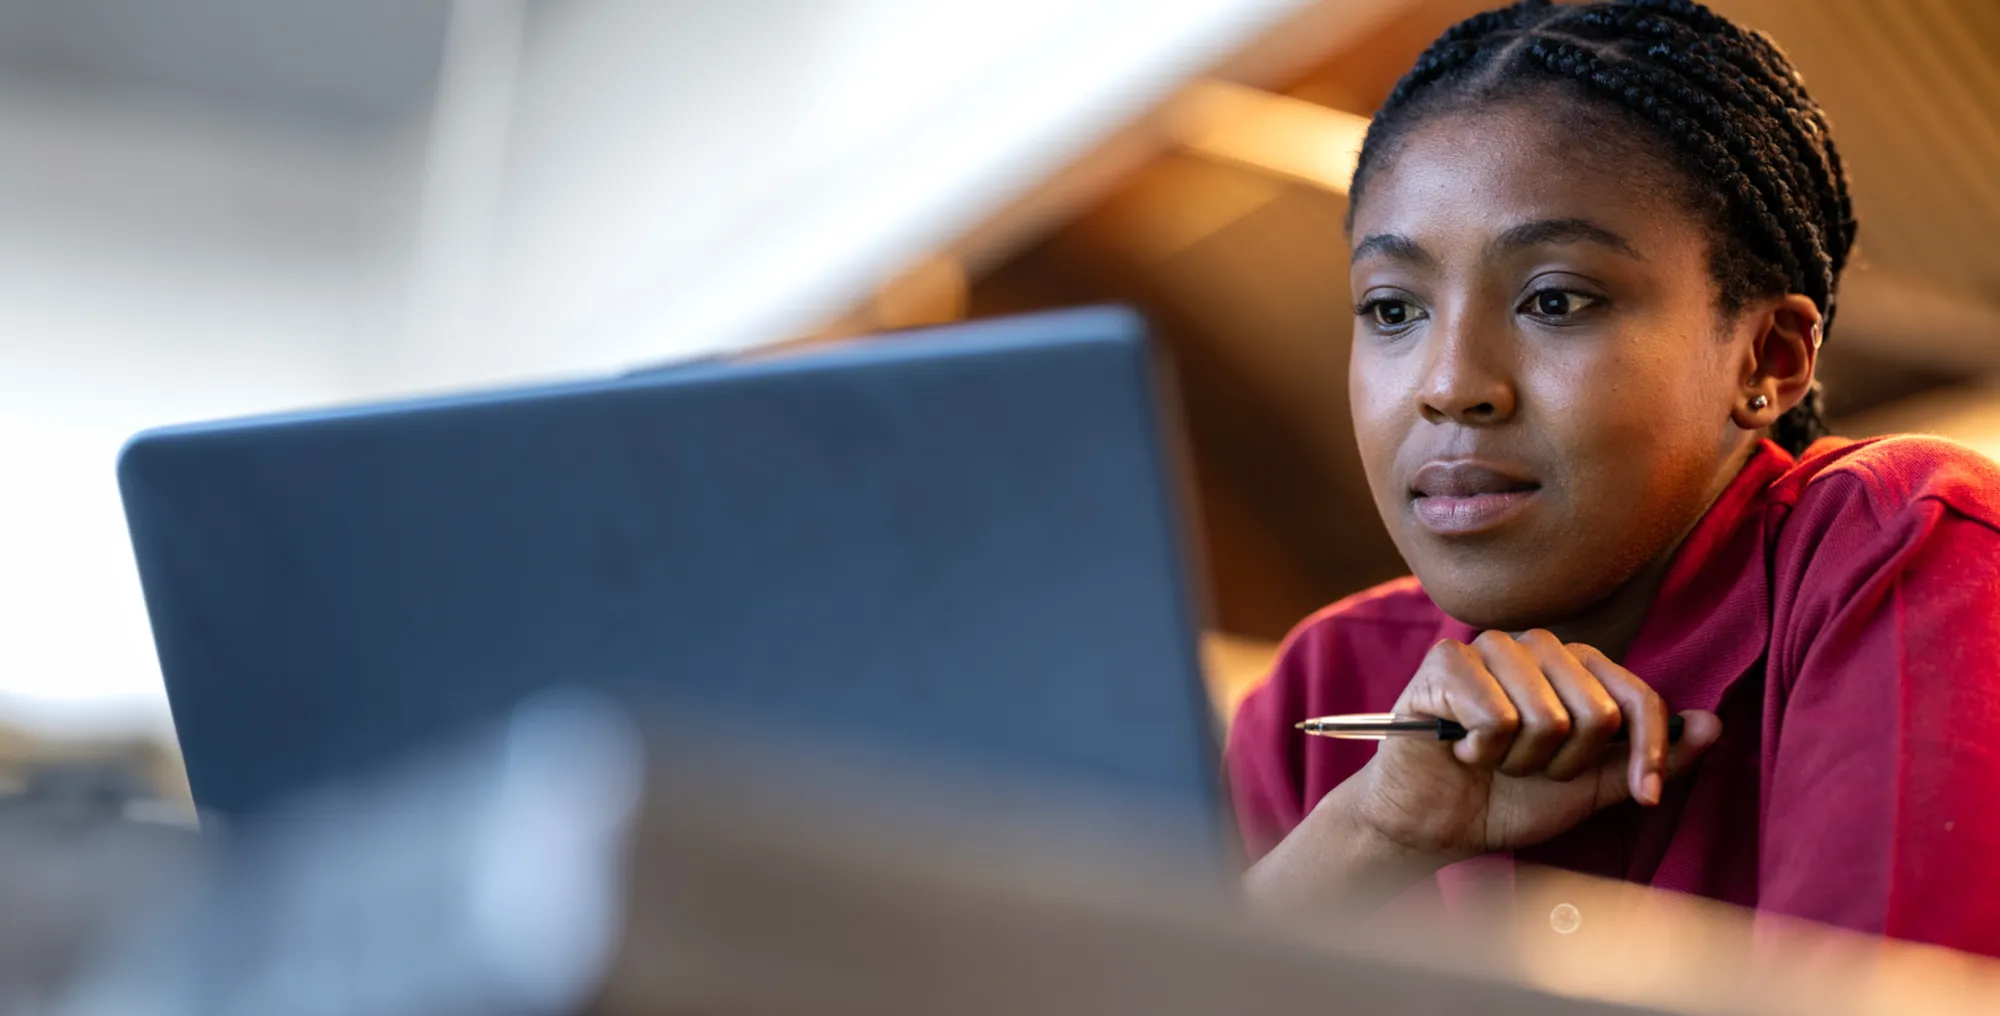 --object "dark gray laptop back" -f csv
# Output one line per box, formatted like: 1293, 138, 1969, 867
119, 307, 1218, 826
